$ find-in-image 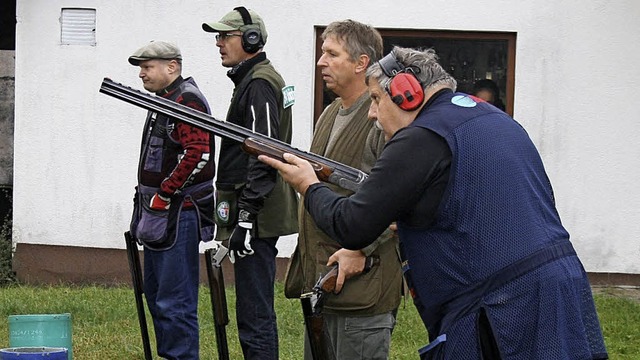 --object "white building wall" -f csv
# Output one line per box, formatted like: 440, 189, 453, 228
14, 0, 640, 273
